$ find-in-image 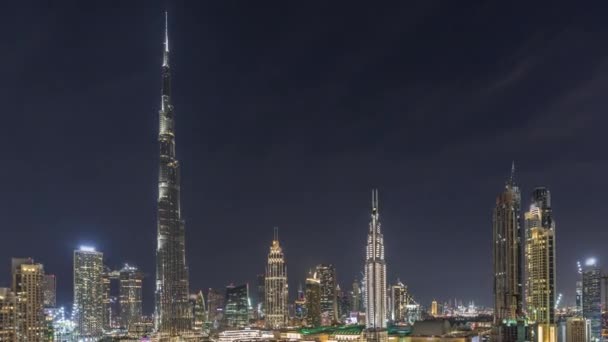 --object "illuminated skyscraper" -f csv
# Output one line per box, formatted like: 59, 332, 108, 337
265, 228, 288, 329
0, 288, 16, 341
305, 272, 321, 327
351, 280, 362, 313
154, 12, 193, 335
316, 264, 337, 325
493, 163, 523, 324
389, 280, 407, 322
207, 288, 225, 327
566, 317, 590, 342
431, 300, 438, 317
224, 284, 250, 328
191, 291, 206, 332
295, 284, 307, 322
524, 187, 556, 342
256, 274, 265, 319
119, 264, 143, 330
73, 247, 104, 338
365, 189, 387, 341
12, 258, 45, 341
583, 258, 601, 342
42, 274, 56, 308
101, 266, 112, 329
